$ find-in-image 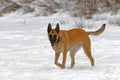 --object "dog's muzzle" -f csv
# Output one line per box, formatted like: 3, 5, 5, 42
49, 36, 60, 46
